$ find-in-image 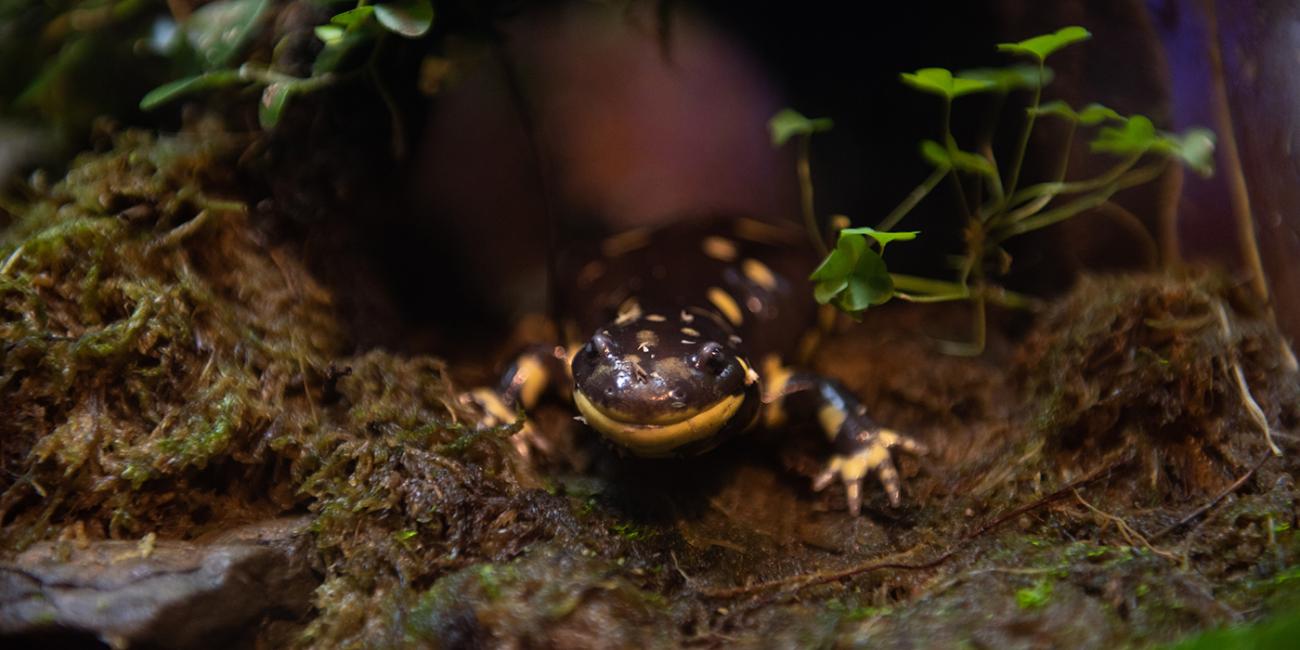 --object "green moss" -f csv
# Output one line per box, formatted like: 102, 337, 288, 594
0, 126, 580, 648
610, 521, 652, 541
1016, 578, 1054, 609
